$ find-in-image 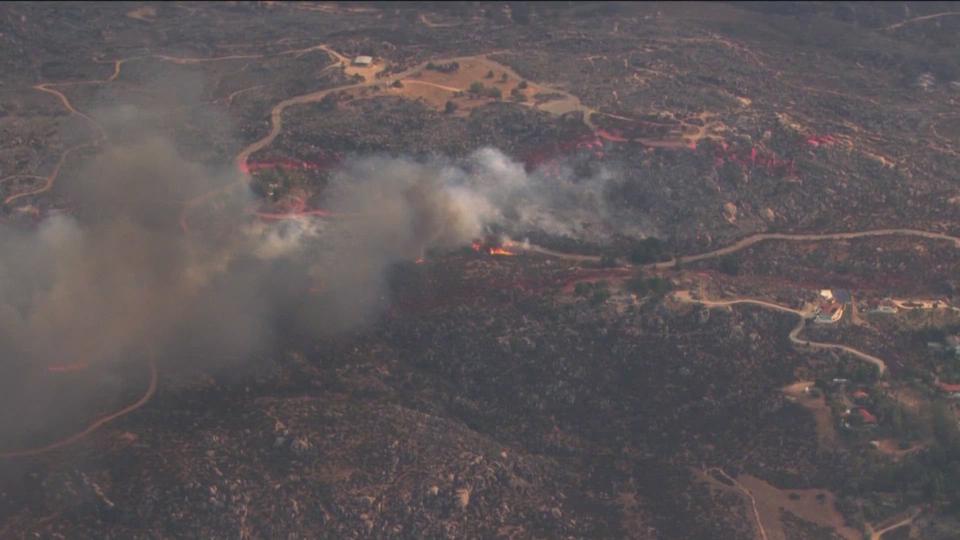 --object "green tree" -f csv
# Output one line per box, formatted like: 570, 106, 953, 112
469, 81, 485, 94
574, 282, 592, 297
628, 237, 666, 264
626, 271, 648, 296
719, 257, 740, 276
